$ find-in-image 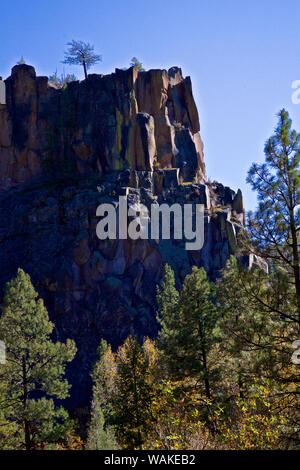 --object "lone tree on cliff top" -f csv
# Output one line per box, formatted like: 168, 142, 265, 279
62, 40, 102, 79
130, 57, 145, 71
